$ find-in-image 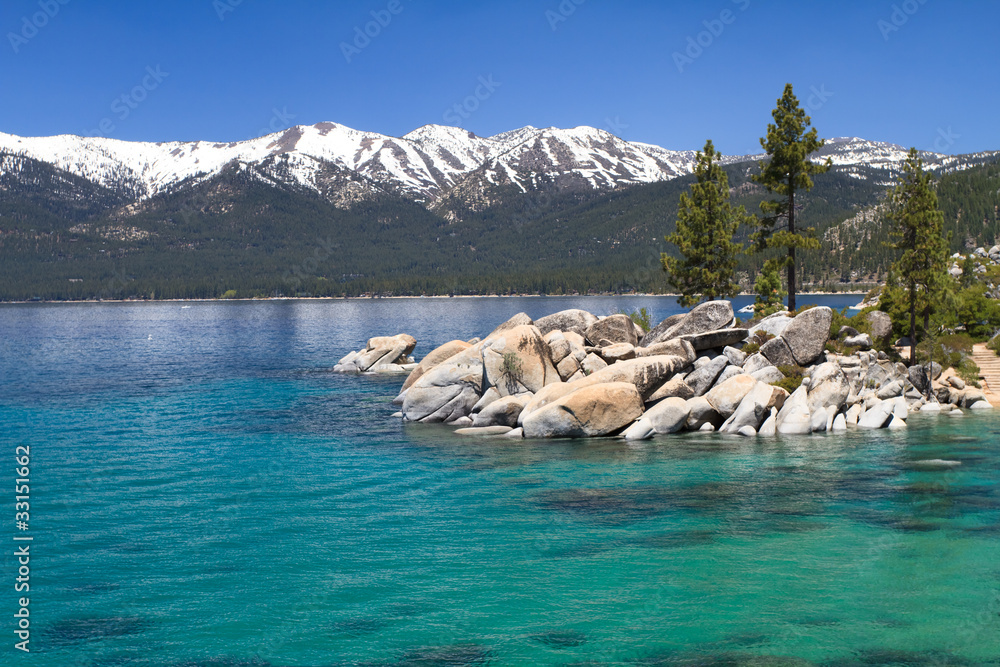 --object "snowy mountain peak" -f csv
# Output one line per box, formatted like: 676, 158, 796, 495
1, 123, 996, 208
